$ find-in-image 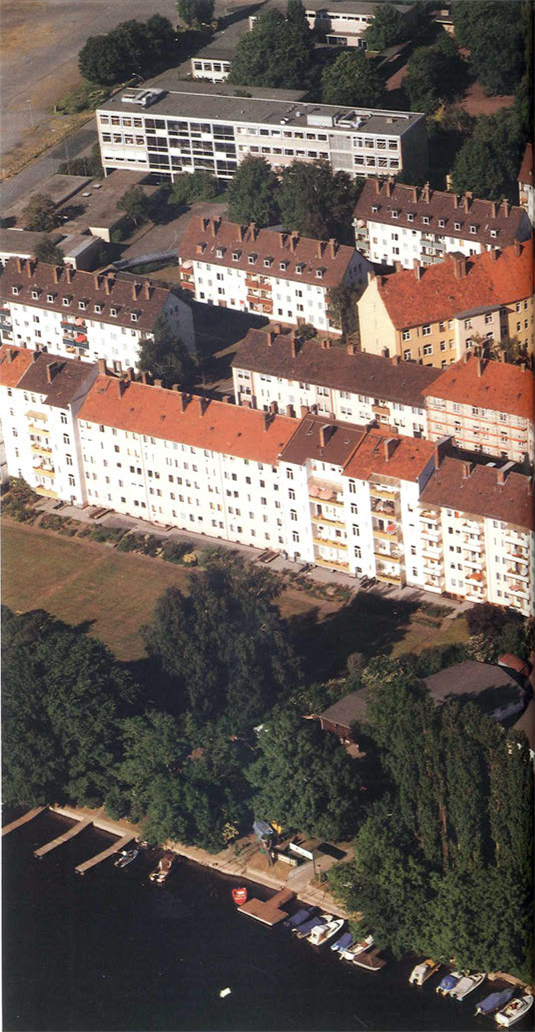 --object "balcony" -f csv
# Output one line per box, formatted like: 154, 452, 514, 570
463, 536, 483, 552
420, 509, 440, 522
422, 544, 441, 560
370, 485, 398, 501
373, 524, 398, 541
376, 571, 402, 586
374, 550, 400, 563
314, 555, 349, 571
313, 536, 347, 550
506, 582, 529, 598
462, 552, 485, 569
506, 566, 529, 582
308, 481, 343, 507
465, 569, 486, 585
34, 466, 55, 479
371, 497, 396, 516
423, 562, 443, 578
35, 485, 58, 499
421, 525, 441, 541
505, 530, 527, 547
424, 576, 445, 592
31, 443, 52, 457
26, 409, 48, 423
310, 511, 345, 529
